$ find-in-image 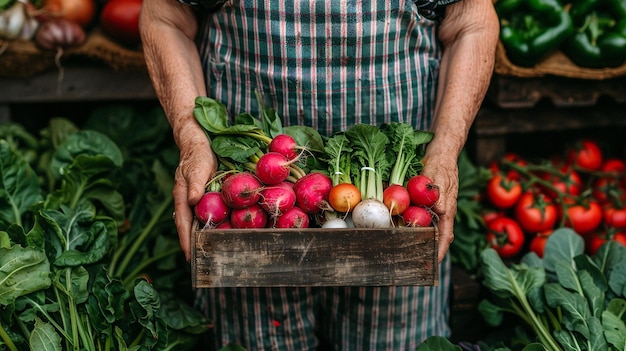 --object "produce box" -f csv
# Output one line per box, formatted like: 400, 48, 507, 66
495, 41, 626, 80
191, 224, 438, 288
